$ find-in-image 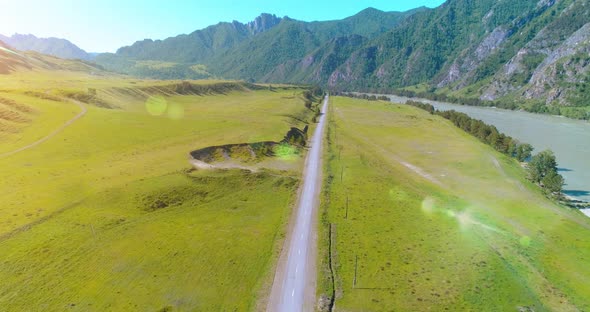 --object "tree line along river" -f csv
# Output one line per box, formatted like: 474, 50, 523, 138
383, 94, 590, 218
